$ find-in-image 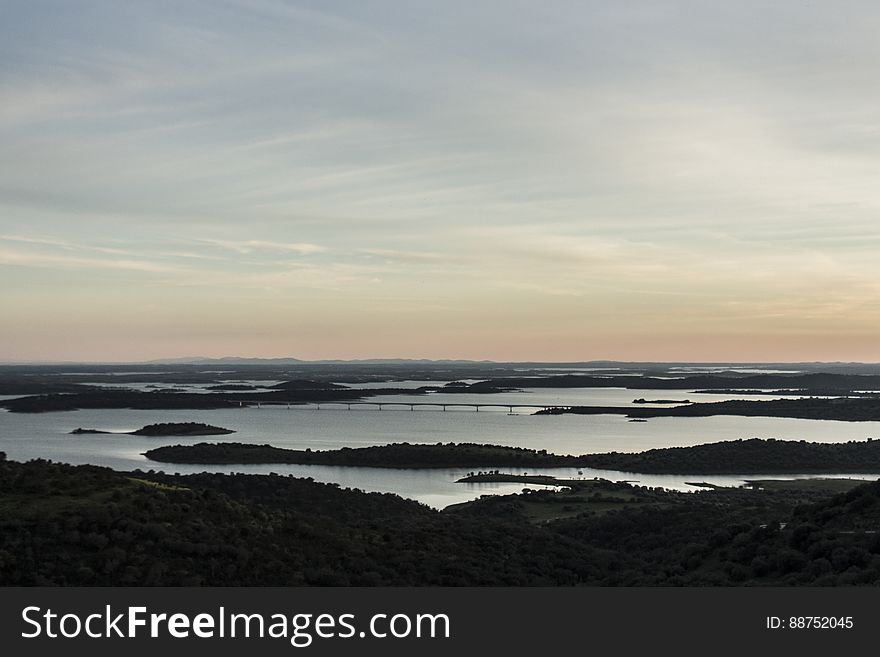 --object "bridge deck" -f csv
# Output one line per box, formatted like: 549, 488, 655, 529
238, 400, 556, 411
